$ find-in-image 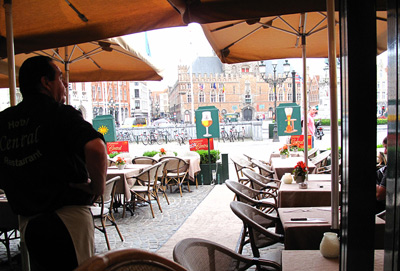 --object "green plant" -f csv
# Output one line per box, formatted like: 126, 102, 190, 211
142, 150, 159, 157
109, 152, 120, 158
195, 150, 220, 164
377, 118, 387, 125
